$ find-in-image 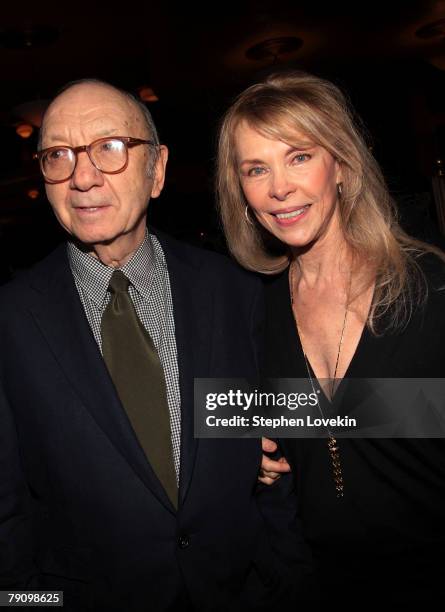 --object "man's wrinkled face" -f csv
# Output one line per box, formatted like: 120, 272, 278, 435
40, 83, 166, 252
